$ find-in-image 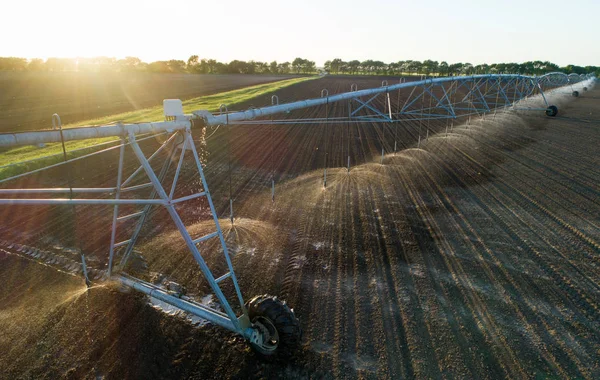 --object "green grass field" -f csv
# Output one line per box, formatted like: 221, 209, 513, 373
0, 76, 316, 180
